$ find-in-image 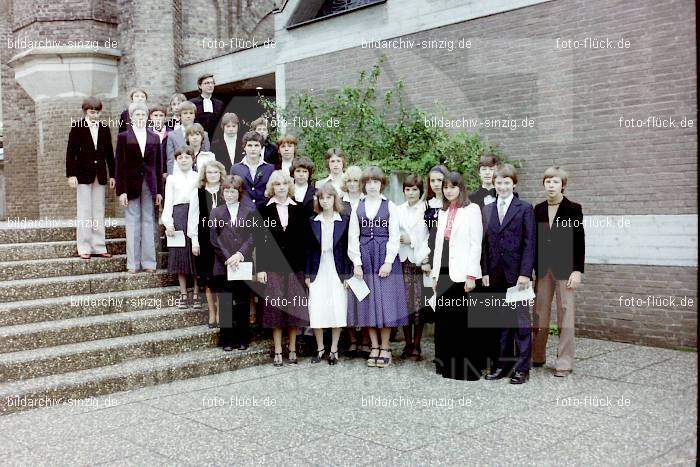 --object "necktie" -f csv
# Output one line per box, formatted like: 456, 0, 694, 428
498, 199, 506, 224
211, 192, 217, 207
